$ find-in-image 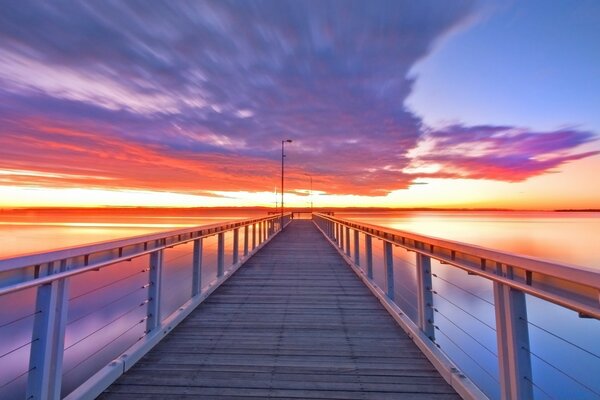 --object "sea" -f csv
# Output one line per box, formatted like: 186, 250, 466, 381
0, 209, 598, 399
